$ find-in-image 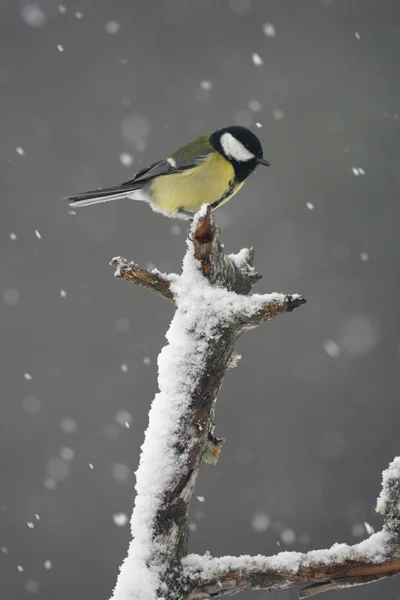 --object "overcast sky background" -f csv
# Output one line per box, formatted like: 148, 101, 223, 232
1, 1, 400, 599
